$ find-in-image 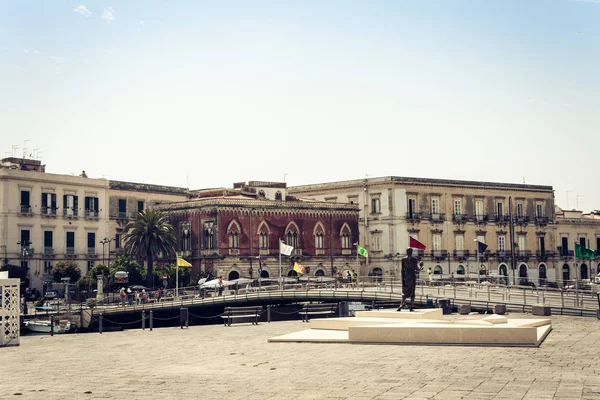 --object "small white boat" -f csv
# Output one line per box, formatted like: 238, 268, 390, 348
25, 319, 75, 334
